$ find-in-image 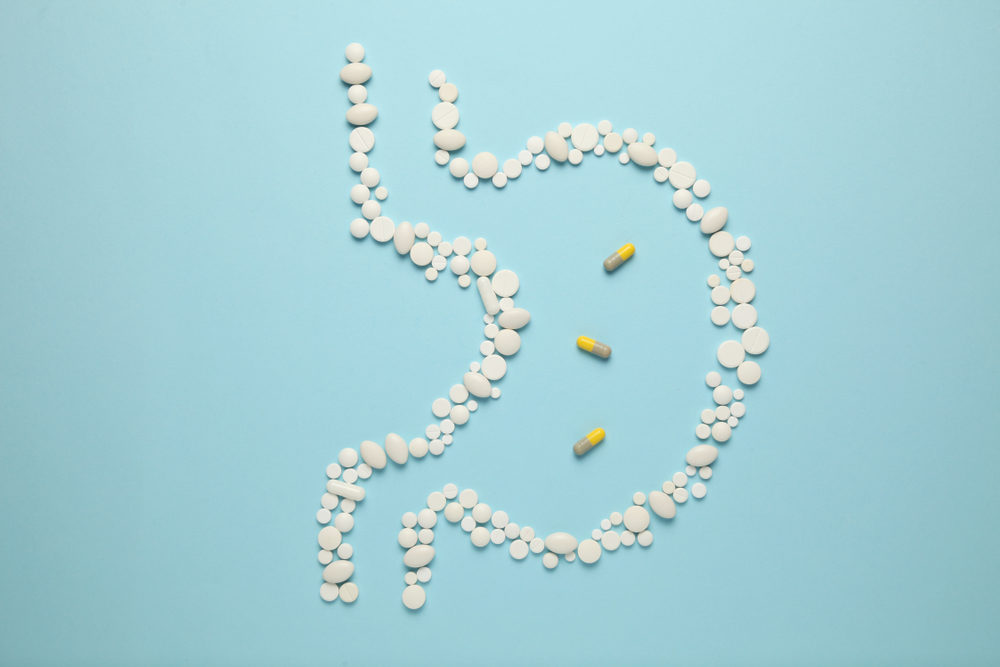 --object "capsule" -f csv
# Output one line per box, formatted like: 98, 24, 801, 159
603, 243, 635, 272
573, 428, 606, 456
577, 336, 611, 359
